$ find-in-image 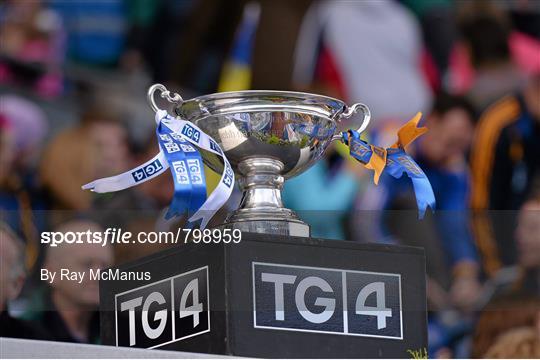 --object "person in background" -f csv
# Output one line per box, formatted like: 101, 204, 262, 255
121, 0, 199, 83
286, 0, 434, 240
0, 95, 49, 272
471, 294, 540, 358
513, 189, 540, 294
456, 3, 526, 112
353, 92, 481, 356
400, 0, 456, 83
0, 222, 49, 340
0, 0, 65, 97
23, 219, 113, 343
470, 74, 540, 276
167, 0, 248, 94
467, 190, 539, 357
357, 93, 481, 309
39, 107, 130, 212
292, 0, 432, 125
484, 326, 540, 358
251, 0, 313, 90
